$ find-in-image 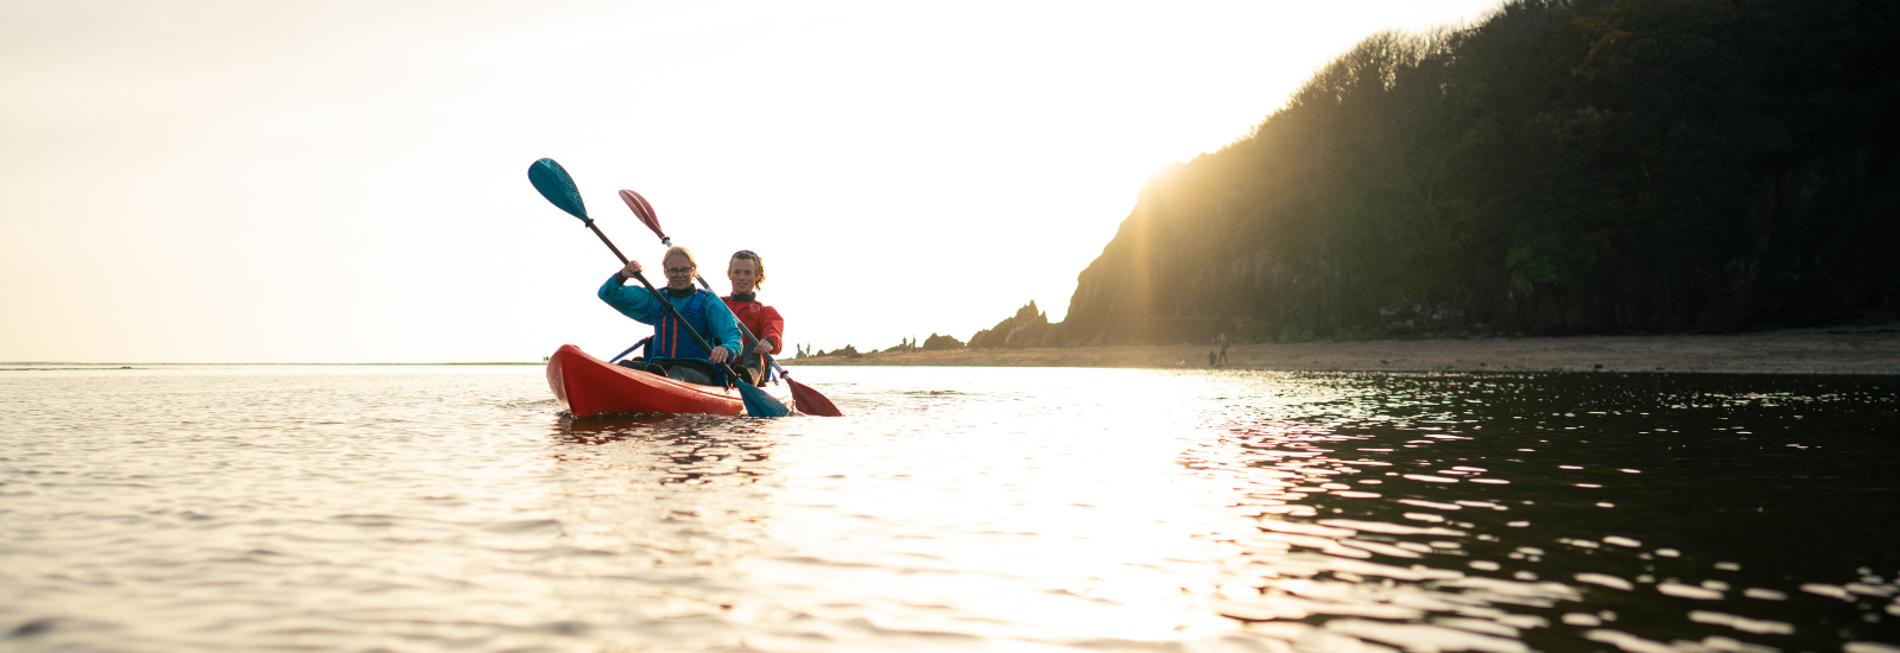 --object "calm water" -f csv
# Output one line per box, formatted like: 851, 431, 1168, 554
2, 364, 1896, 653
